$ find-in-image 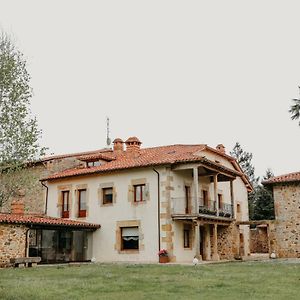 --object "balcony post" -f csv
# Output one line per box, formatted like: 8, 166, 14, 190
230, 180, 235, 218
213, 174, 219, 216
193, 167, 199, 214
211, 223, 220, 261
